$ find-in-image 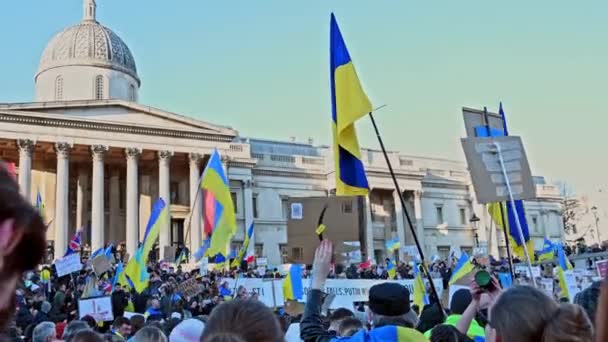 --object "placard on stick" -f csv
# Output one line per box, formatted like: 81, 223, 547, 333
461, 136, 536, 204
178, 278, 202, 298
92, 255, 110, 276
55, 253, 82, 277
